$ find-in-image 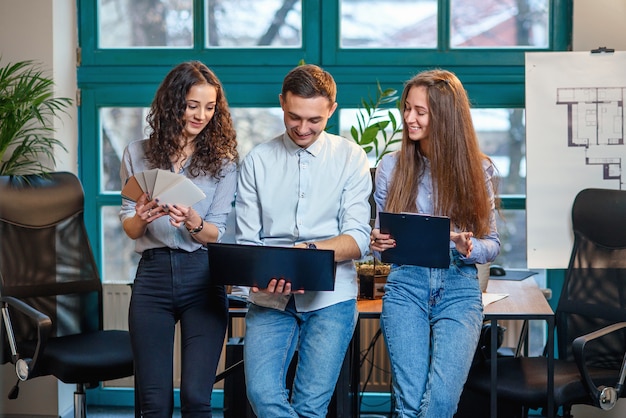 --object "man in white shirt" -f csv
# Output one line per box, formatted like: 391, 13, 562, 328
235, 64, 372, 417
